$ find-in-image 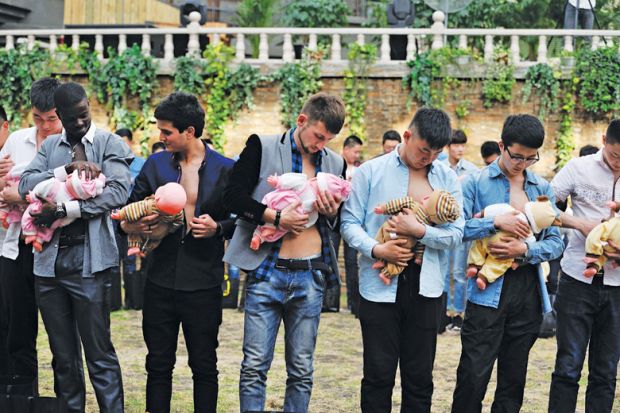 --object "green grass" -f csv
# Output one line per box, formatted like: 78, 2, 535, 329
35, 308, 619, 412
